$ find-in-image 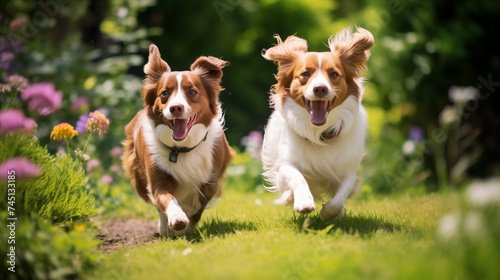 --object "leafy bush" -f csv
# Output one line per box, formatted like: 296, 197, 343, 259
437, 178, 500, 279
0, 133, 96, 223
358, 0, 500, 190
0, 212, 100, 280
